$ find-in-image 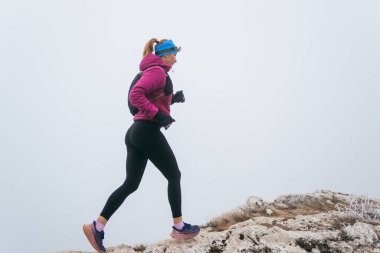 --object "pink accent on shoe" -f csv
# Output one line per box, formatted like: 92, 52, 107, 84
170, 229, 199, 240
82, 223, 106, 253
